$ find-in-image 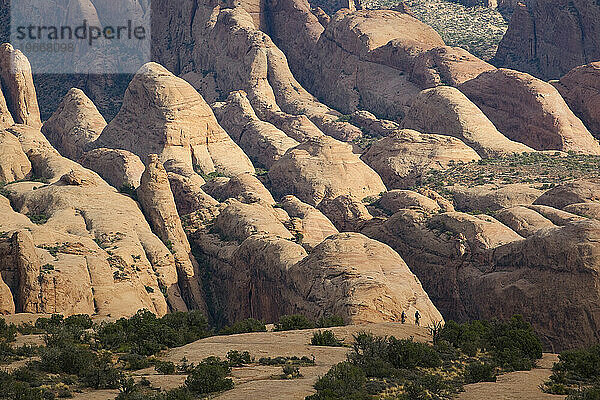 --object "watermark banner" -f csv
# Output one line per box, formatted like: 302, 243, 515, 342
10, 0, 151, 74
